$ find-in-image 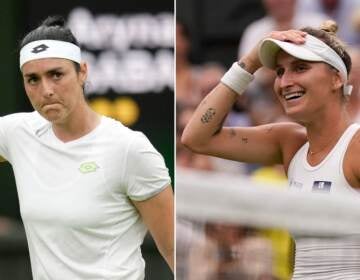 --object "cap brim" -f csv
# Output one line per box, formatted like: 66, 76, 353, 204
258, 38, 324, 69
